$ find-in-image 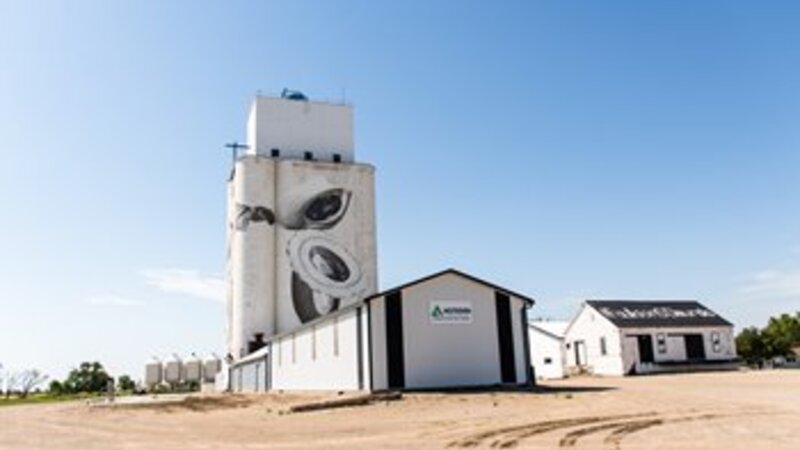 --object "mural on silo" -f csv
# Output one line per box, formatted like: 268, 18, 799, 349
235, 204, 276, 230
274, 161, 377, 334
227, 157, 377, 358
